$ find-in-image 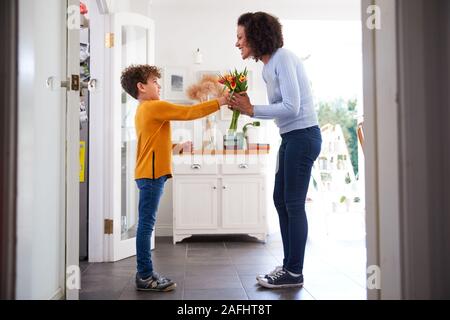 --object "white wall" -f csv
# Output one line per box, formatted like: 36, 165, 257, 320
106, 0, 151, 15
149, 0, 361, 236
